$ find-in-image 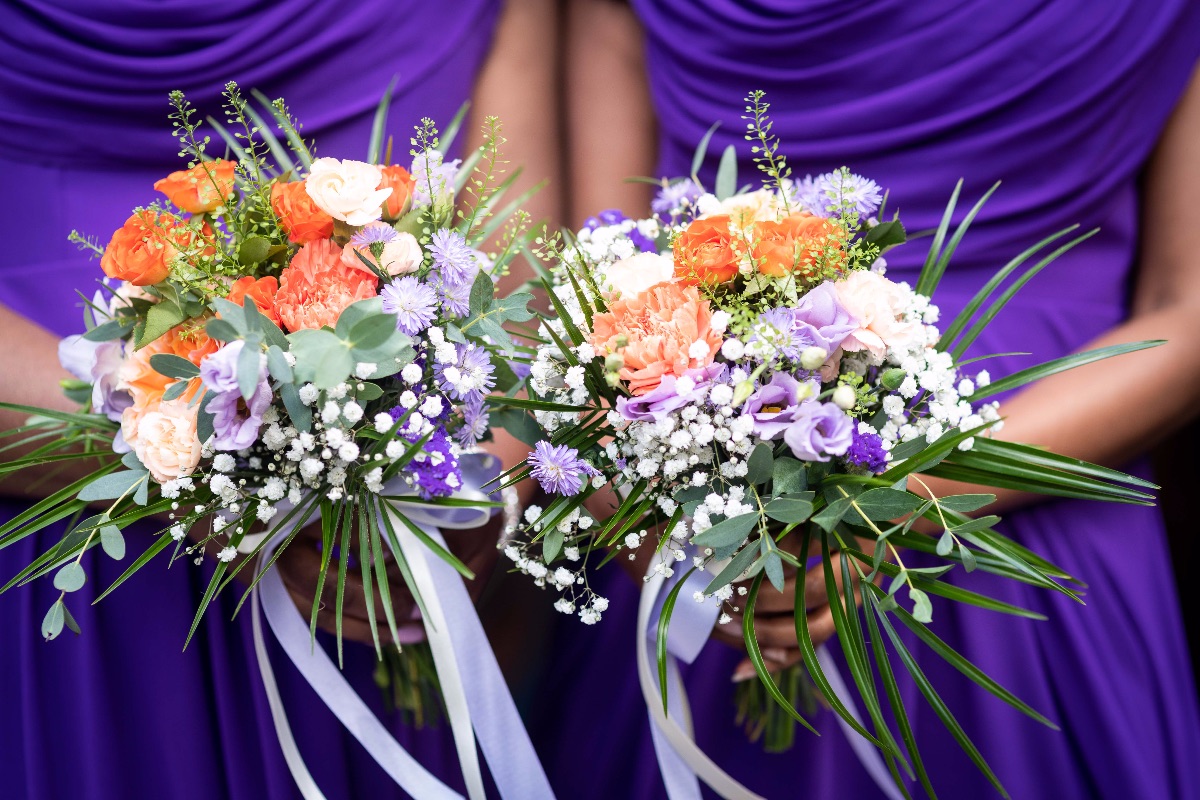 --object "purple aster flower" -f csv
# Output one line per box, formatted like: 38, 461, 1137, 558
350, 223, 399, 247
845, 428, 888, 473
455, 393, 490, 447
435, 343, 495, 401
440, 278, 472, 318
58, 334, 131, 423
528, 441, 596, 496
381, 276, 438, 335
790, 171, 883, 218
429, 229, 479, 287
782, 402, 854, 462
583, 209, 629, 231
652, 179, 702, 225
410, 150, 460, 207
743, 372, 810, 439
206, 375, 272, 451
